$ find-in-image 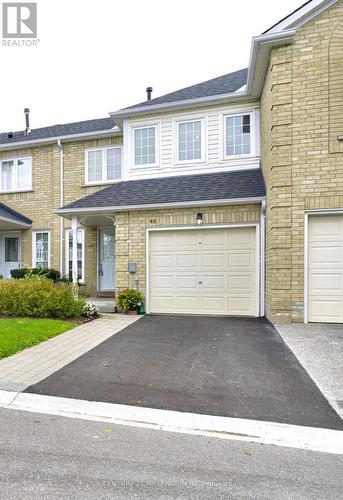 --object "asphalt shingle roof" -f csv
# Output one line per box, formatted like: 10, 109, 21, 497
0, 203, 32, 225
122, 68, 248, 111
61, 169, 265, 211
0, 117, 116, 145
